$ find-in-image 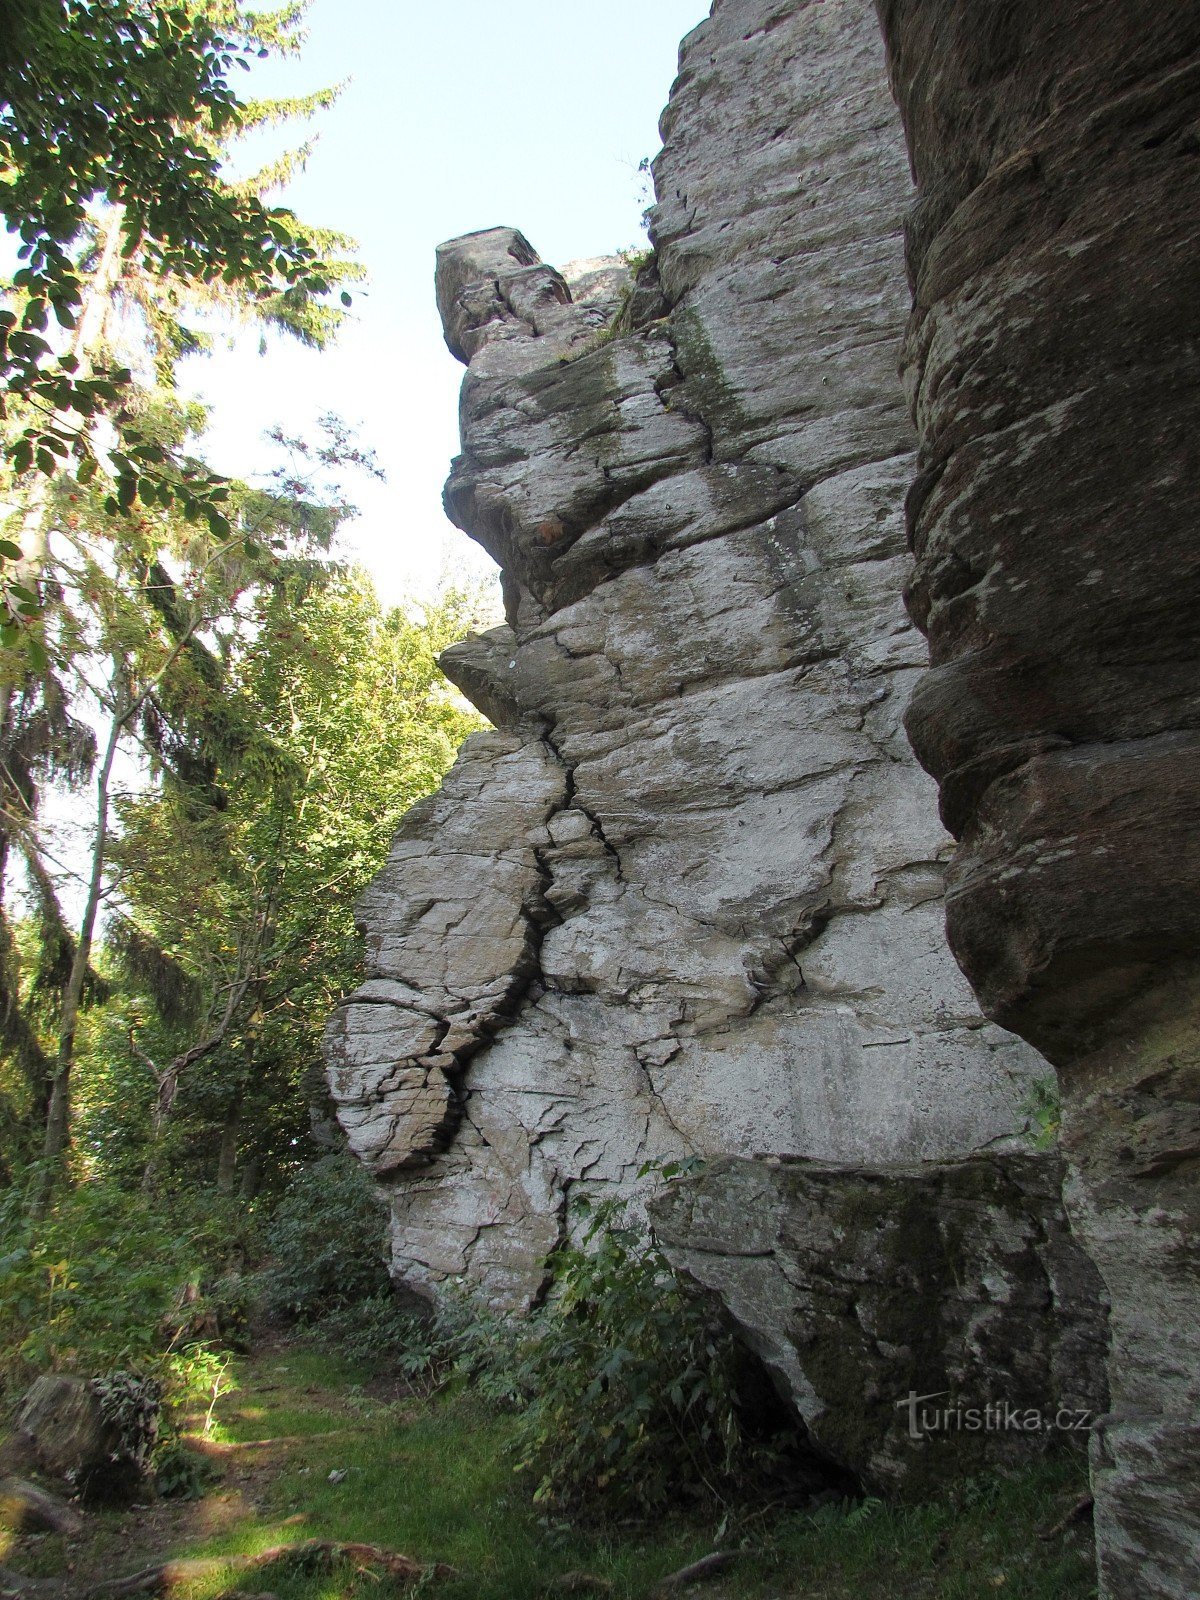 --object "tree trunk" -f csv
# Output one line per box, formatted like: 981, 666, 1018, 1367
215, 1098, 241, 1194
38, 704, 120, 1190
